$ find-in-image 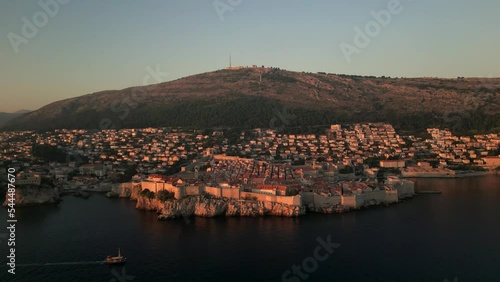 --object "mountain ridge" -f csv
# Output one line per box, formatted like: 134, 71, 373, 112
0, 110, 32, 128
3, 68, 499, 133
